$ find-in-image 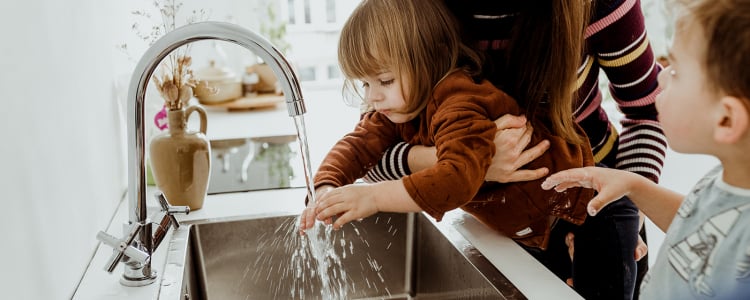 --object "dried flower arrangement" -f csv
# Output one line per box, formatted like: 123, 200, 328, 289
119, 0, 209, 110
